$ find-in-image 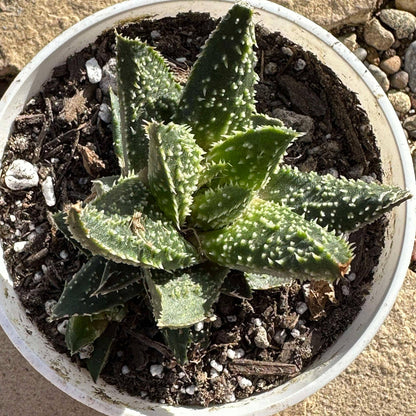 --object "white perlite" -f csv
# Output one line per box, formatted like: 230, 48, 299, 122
85, 57, 102, 84
5, 159, 39, 190
121, 365, 130, 375
185, 385, 197, 395
57, 319, 68, 335
149, 364, 164, 378
98, 103, 112, 124
13, 241, 28, 253
194, 321, 204, 332
210, 360, 223, 373
254, 326, 270, 349
238, 376, 253, 389
44, 299, 57, 316
41, 176, 56, 206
